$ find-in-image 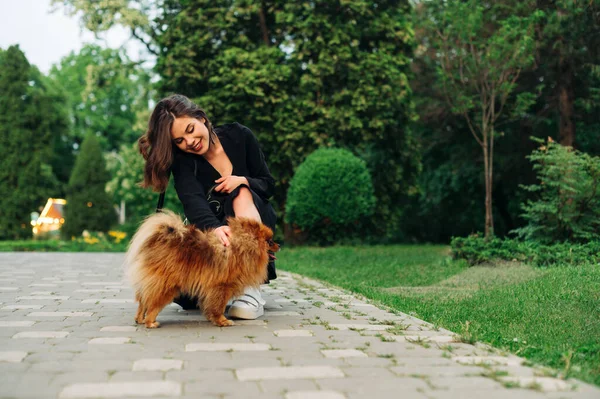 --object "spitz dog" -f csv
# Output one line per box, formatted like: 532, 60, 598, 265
124, 210, 279, 328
